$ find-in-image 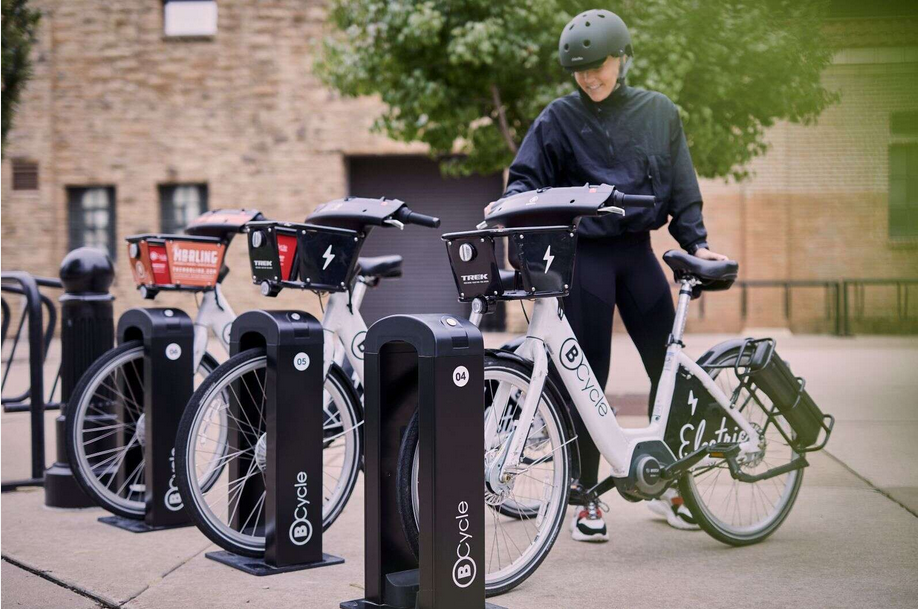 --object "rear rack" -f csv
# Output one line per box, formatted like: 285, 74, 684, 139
443, 225, 577, 302
245, 221, 365, 296
708, 338, 834, 453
